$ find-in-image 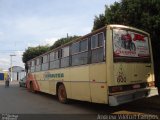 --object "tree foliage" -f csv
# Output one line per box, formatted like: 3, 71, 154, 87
92, 14, 106, 31
93, 0, 160, 86
22, 45, 50, 64
93, 0, 160, 35
50, 35, 80, 50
